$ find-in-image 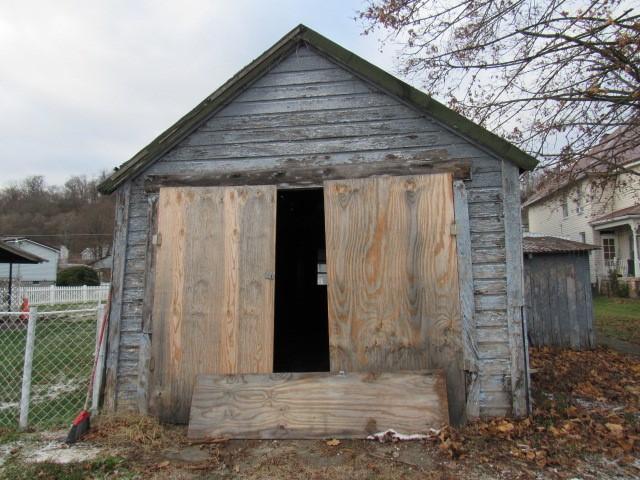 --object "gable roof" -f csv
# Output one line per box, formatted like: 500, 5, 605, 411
523, 125, 640, 208
98, 24, 538, 194
1, 238, 61, 254
590, 204, 640, 226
